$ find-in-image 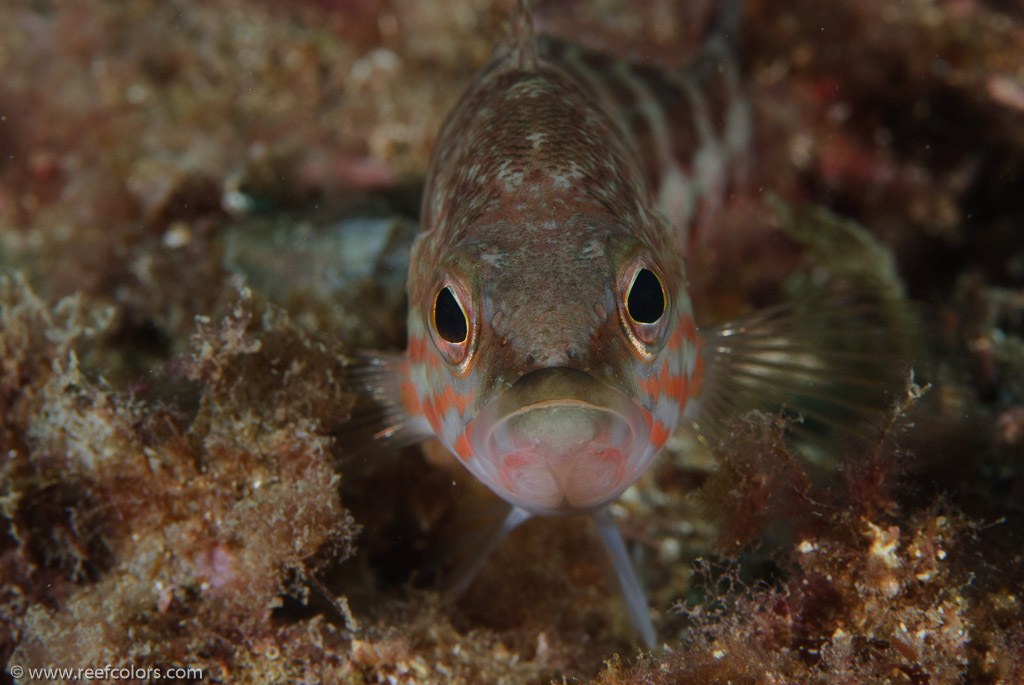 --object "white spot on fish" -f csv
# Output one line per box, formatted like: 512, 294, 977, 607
580, 239, 604, 259
440, 406, 463, 445
481, 251, 509, 267
658, 165, 695, 233
549, 160, 585, 189
497, 160, 525, 191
